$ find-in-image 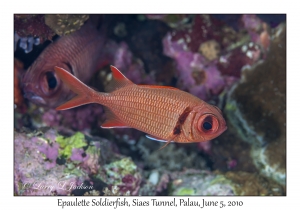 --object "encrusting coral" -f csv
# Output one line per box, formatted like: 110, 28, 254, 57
225, 23, 286, 185
137, 137, 207, 172
14, 15, 55, 43
14, 128, 142, 195
45, 14, 89, 36
167, 169, 284, 196
14, 129, 90, 195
